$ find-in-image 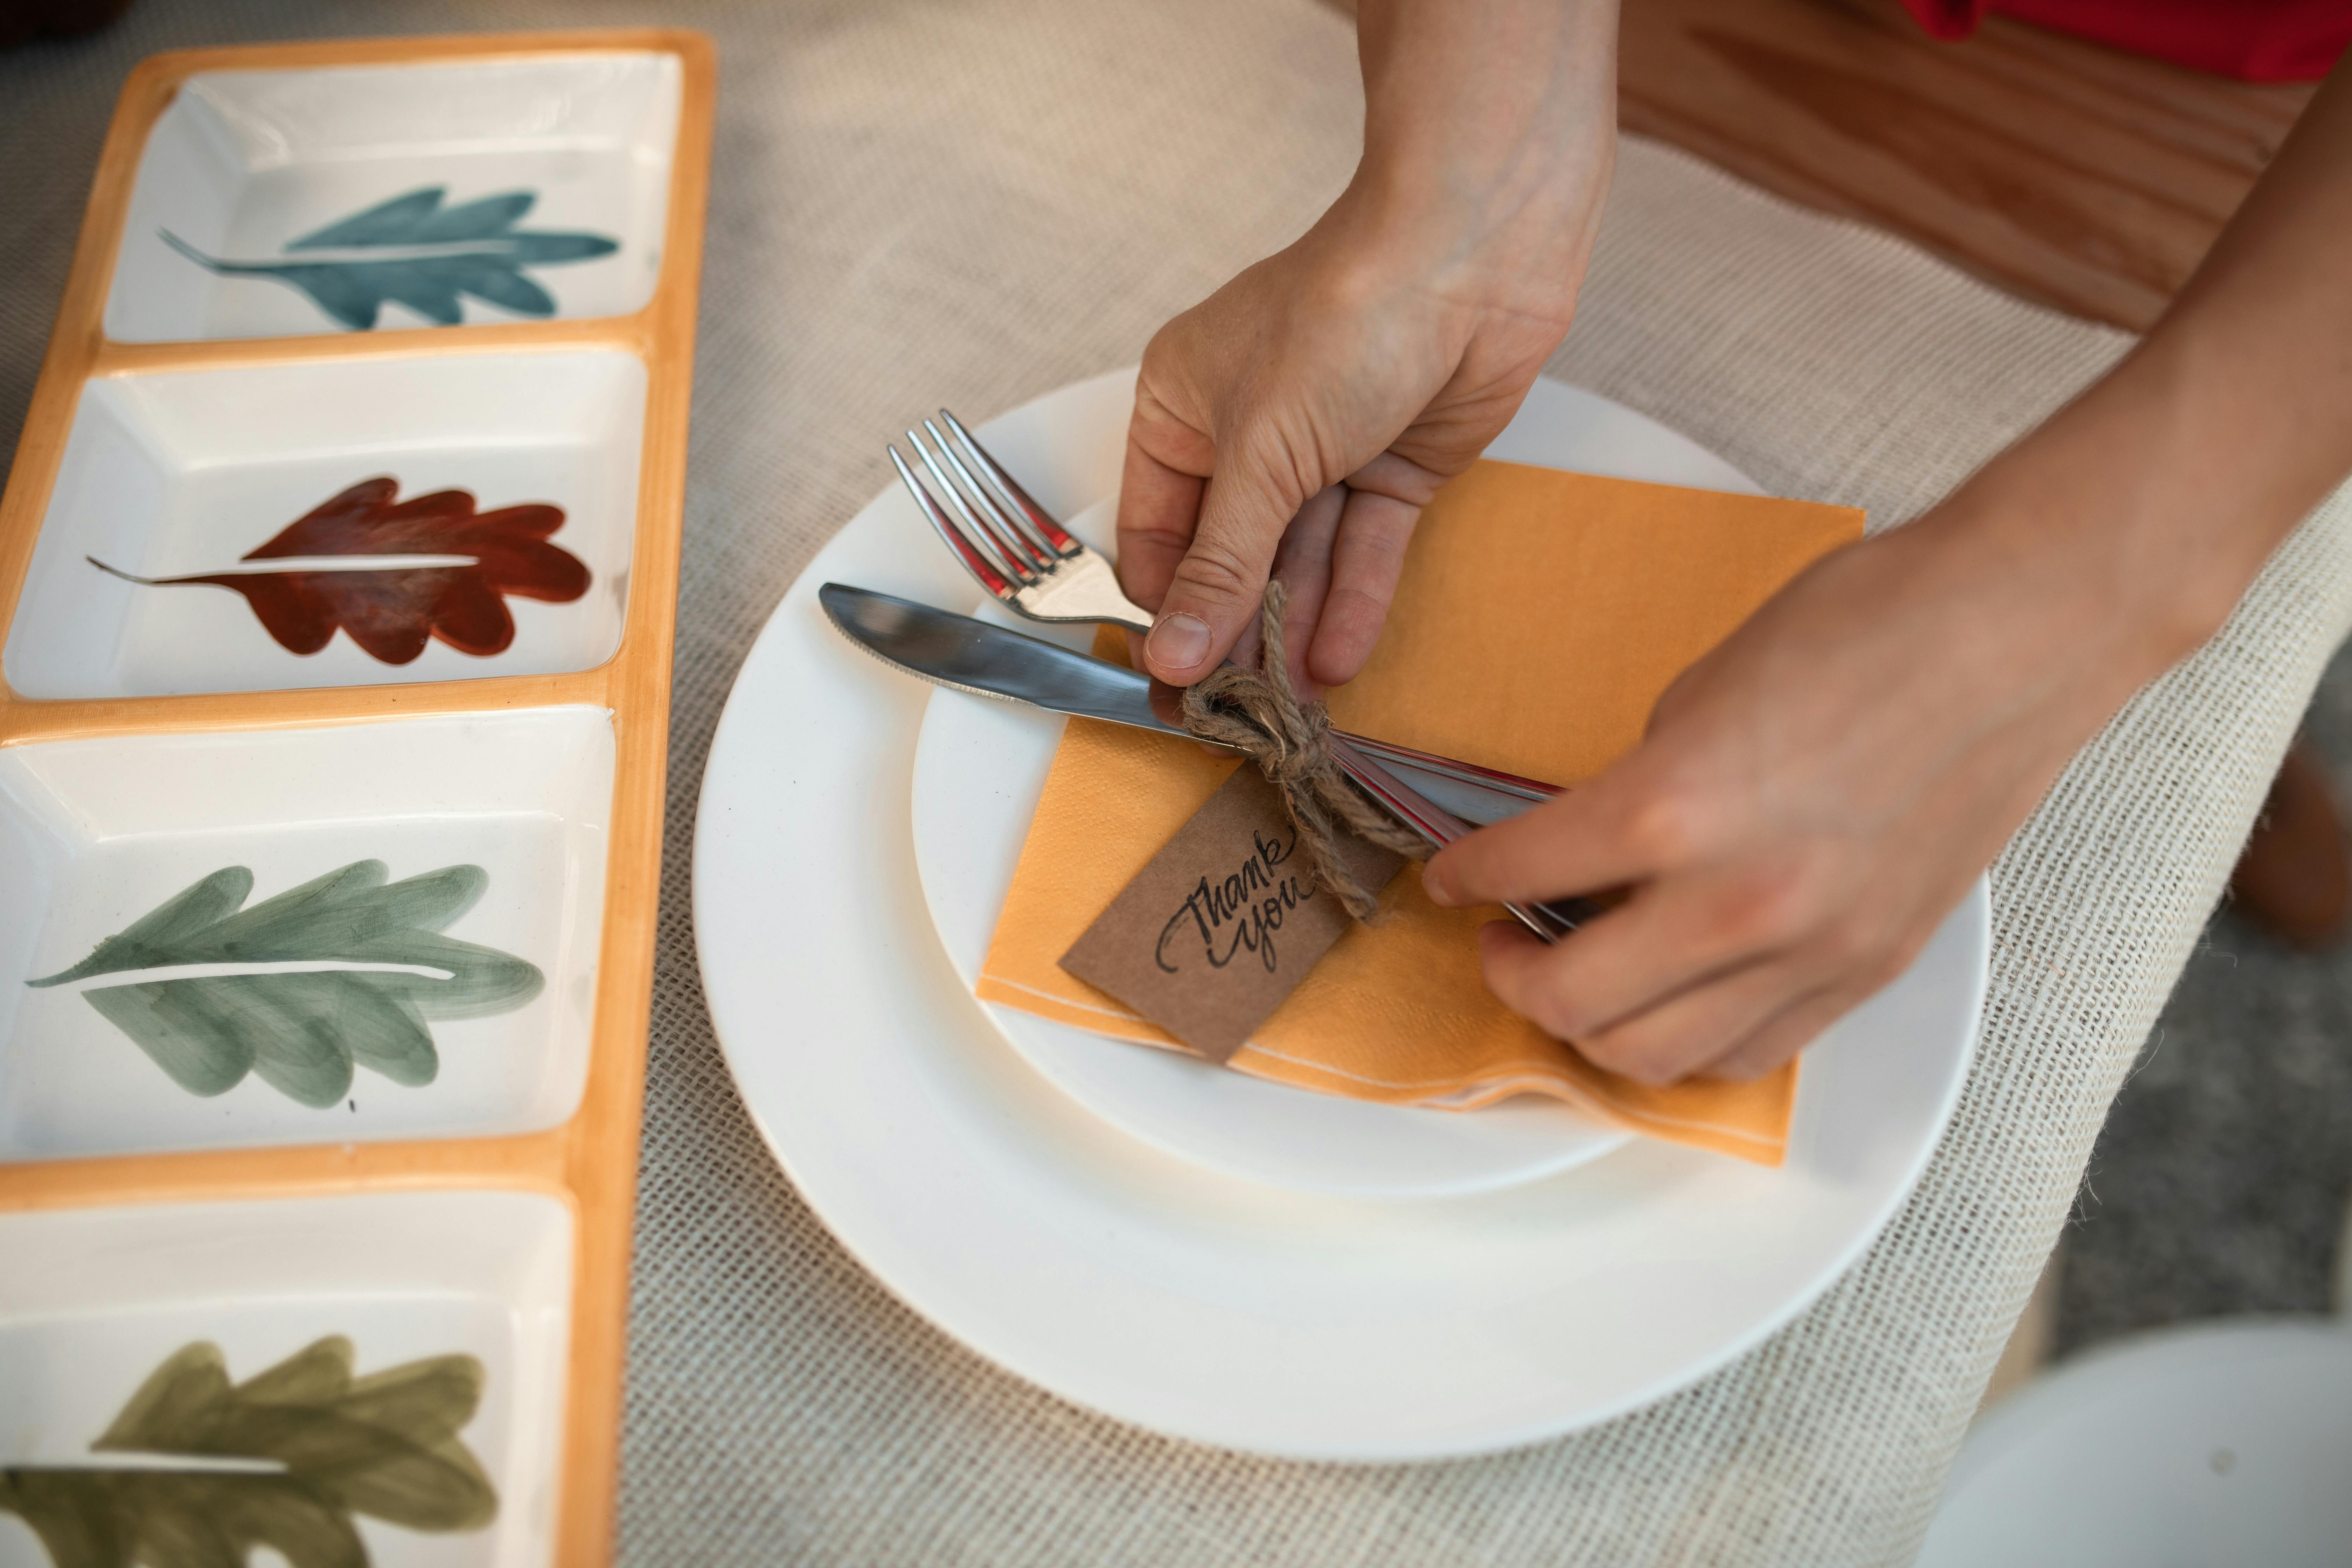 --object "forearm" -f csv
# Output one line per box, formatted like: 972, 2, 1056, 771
1338, 0, 1619, 317
1937, 61, 2352, 693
